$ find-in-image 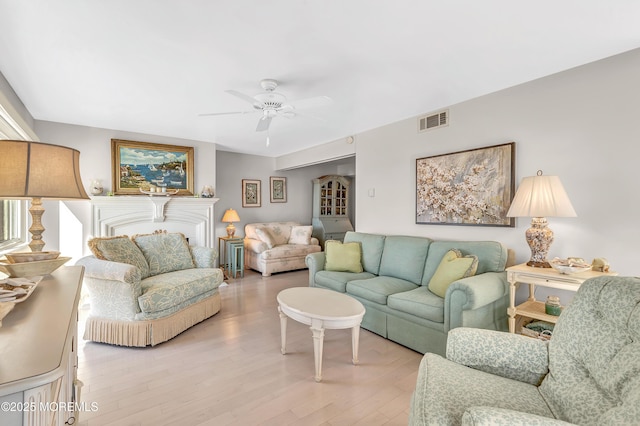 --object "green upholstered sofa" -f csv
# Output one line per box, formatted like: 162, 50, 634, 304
76, 232, 224, 347
409, 276, 640, 425
305, 231, 511, 356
